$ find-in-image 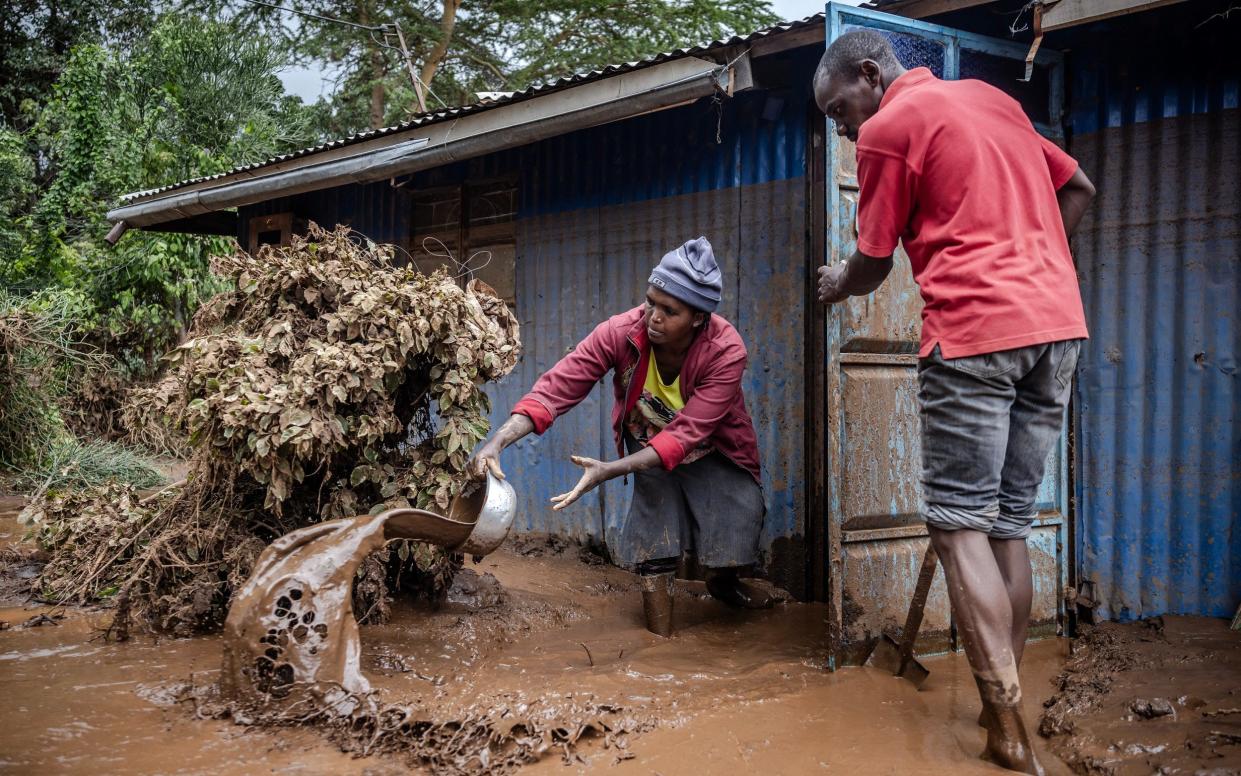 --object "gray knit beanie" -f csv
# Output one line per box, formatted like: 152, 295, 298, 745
648, 236, 722, 313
